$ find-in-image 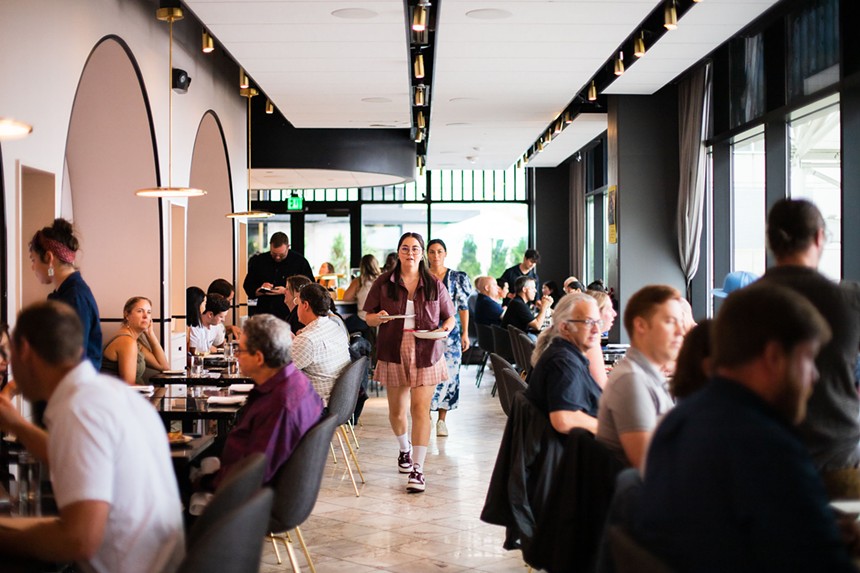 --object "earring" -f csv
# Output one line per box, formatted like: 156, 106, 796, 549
48, 266, 54, 278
